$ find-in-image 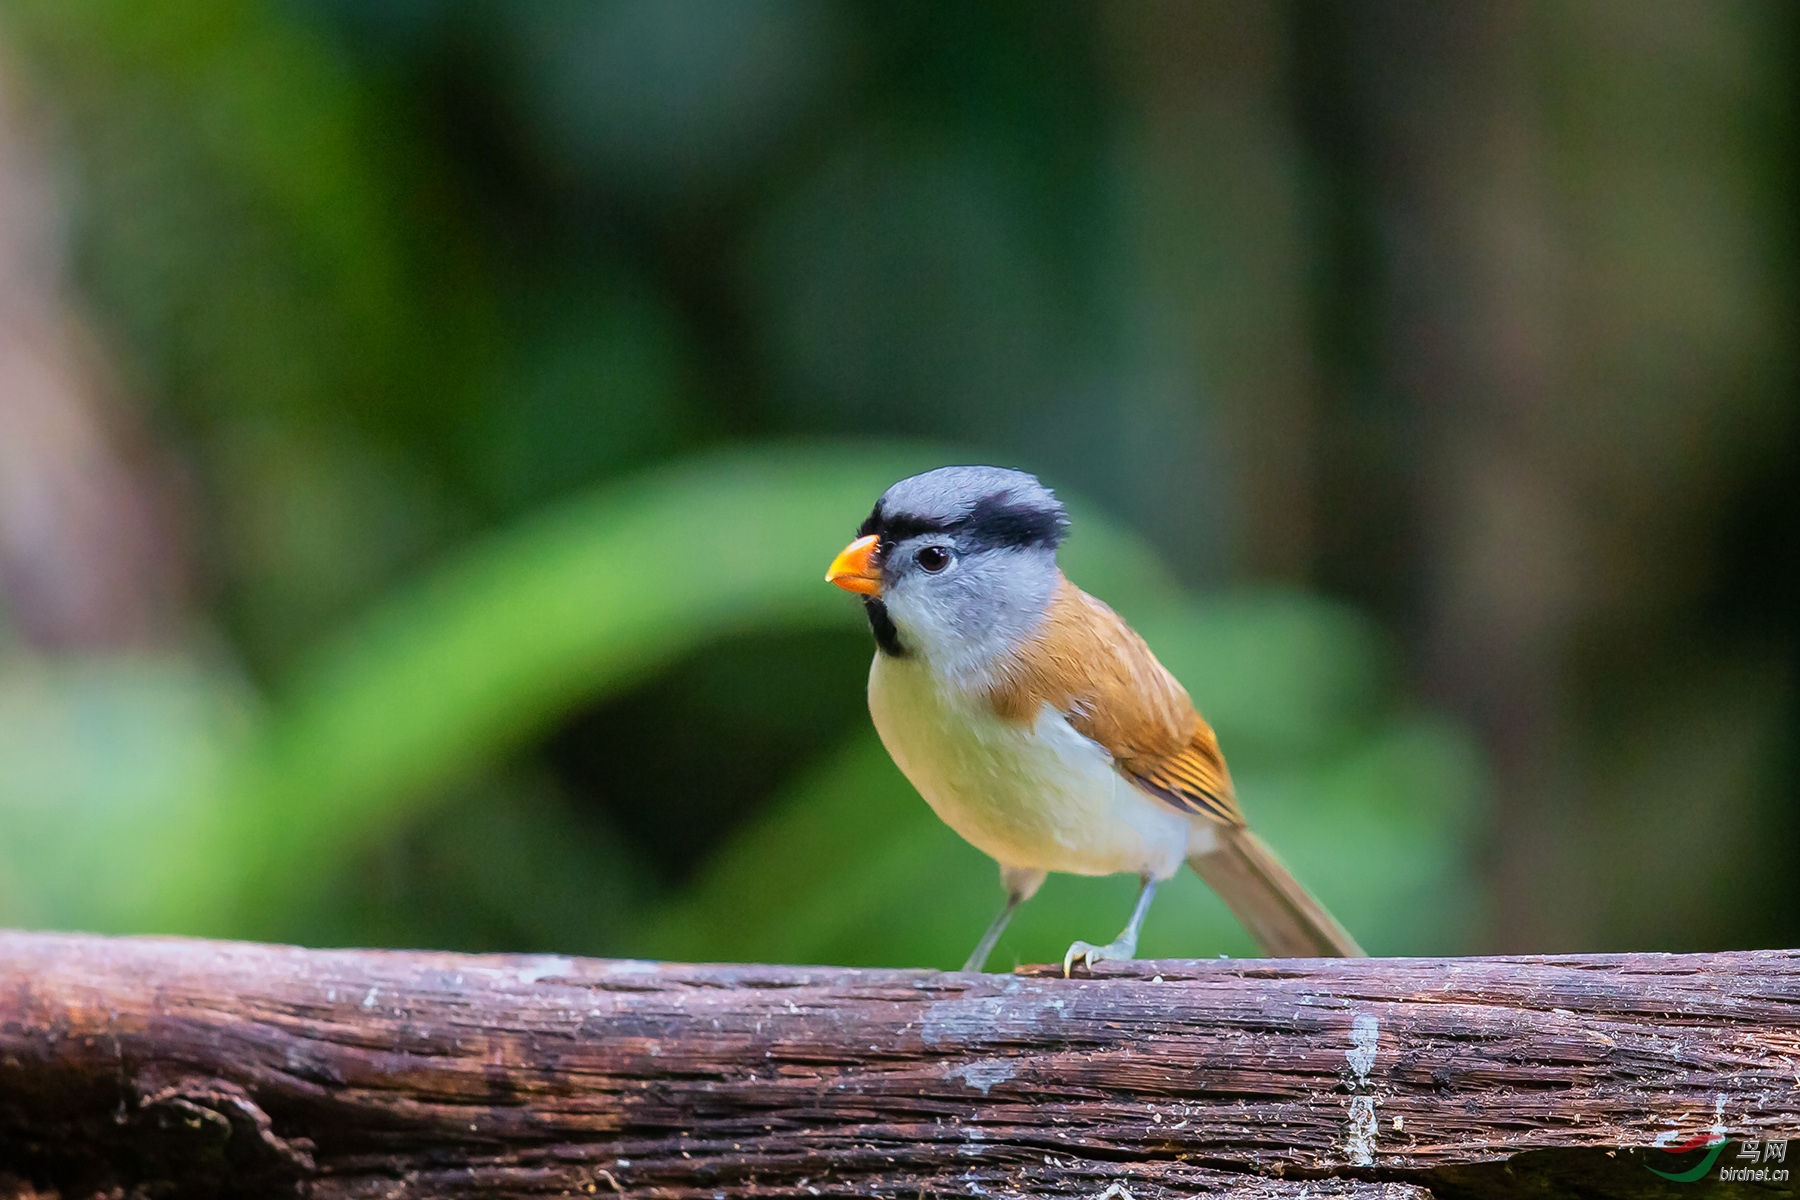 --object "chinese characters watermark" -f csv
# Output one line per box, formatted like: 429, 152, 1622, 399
1718, 1136, 1788, 1184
